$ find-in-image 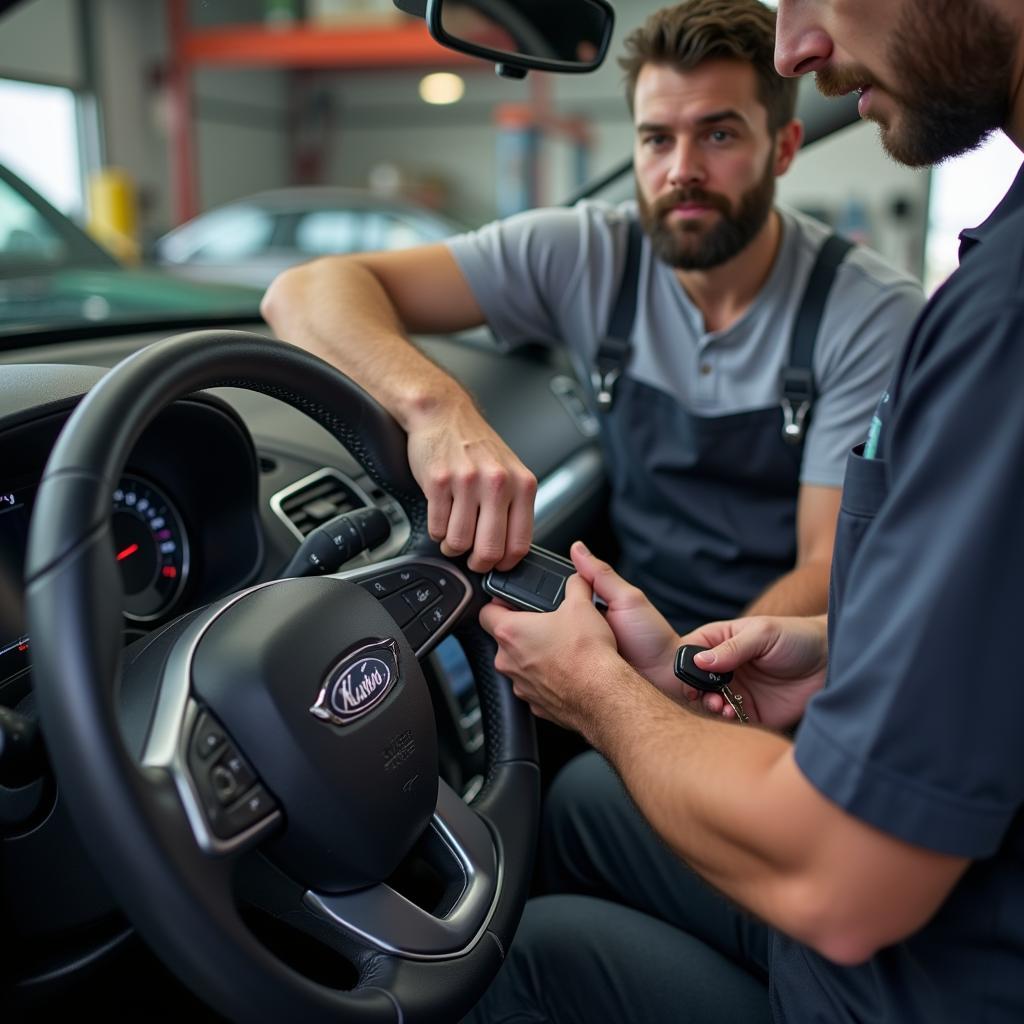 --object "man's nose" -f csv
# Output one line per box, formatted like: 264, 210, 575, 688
774, 1, 833, 78
667, 140, 705, 188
